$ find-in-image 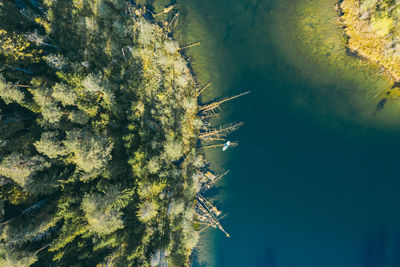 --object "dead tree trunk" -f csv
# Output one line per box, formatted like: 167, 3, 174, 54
179, 42, 200, 51
199, 91, 250, 113
200, 122, 243, 140
197, 83, 211, 97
